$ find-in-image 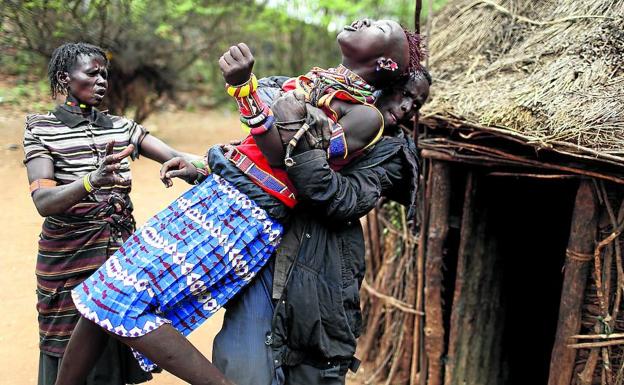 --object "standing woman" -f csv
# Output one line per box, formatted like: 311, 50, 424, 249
24, 42, 195, 385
